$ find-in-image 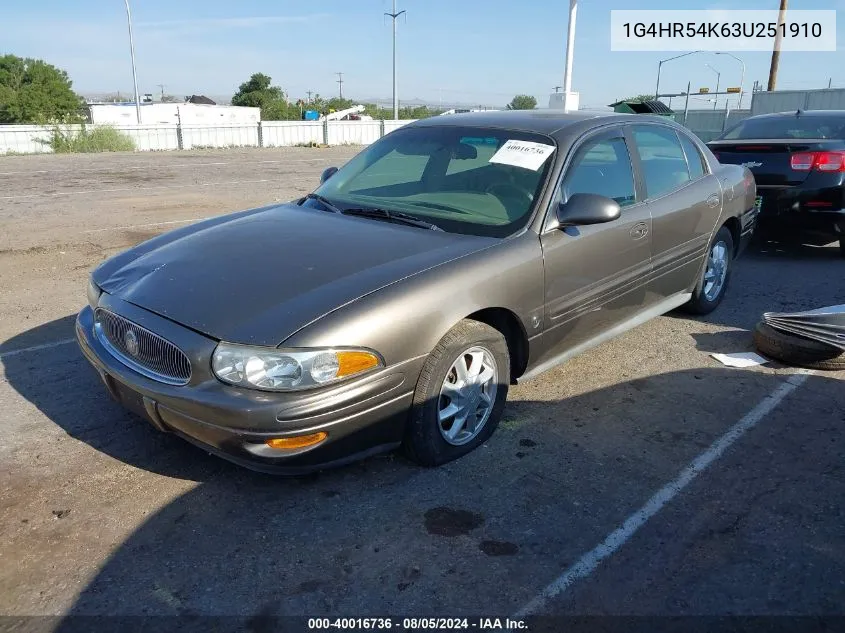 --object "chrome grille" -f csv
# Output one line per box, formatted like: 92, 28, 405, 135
94, 308, 191, 385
